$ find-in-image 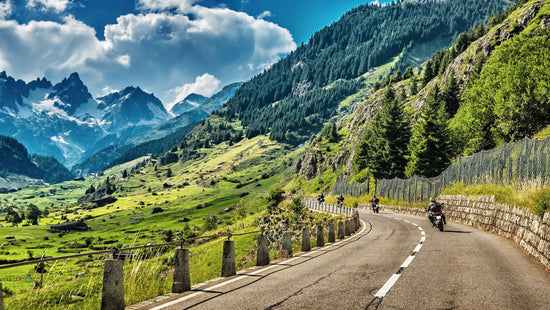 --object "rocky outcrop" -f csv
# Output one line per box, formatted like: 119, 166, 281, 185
361, 195, 550, 269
